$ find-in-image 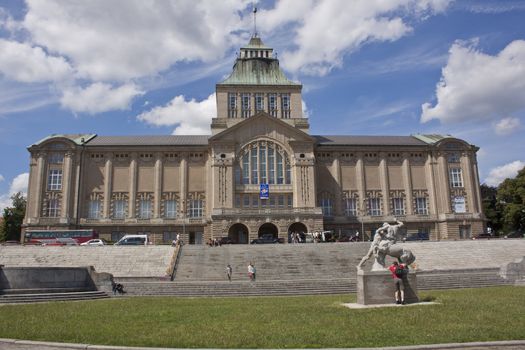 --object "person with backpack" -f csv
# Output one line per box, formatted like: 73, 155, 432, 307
389, 261, 407, 304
